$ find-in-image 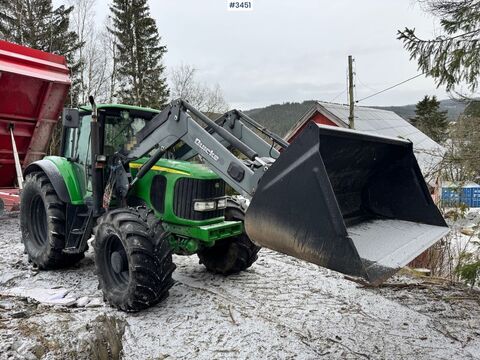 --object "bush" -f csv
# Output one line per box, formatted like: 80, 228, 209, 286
455, 250, 480, 288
